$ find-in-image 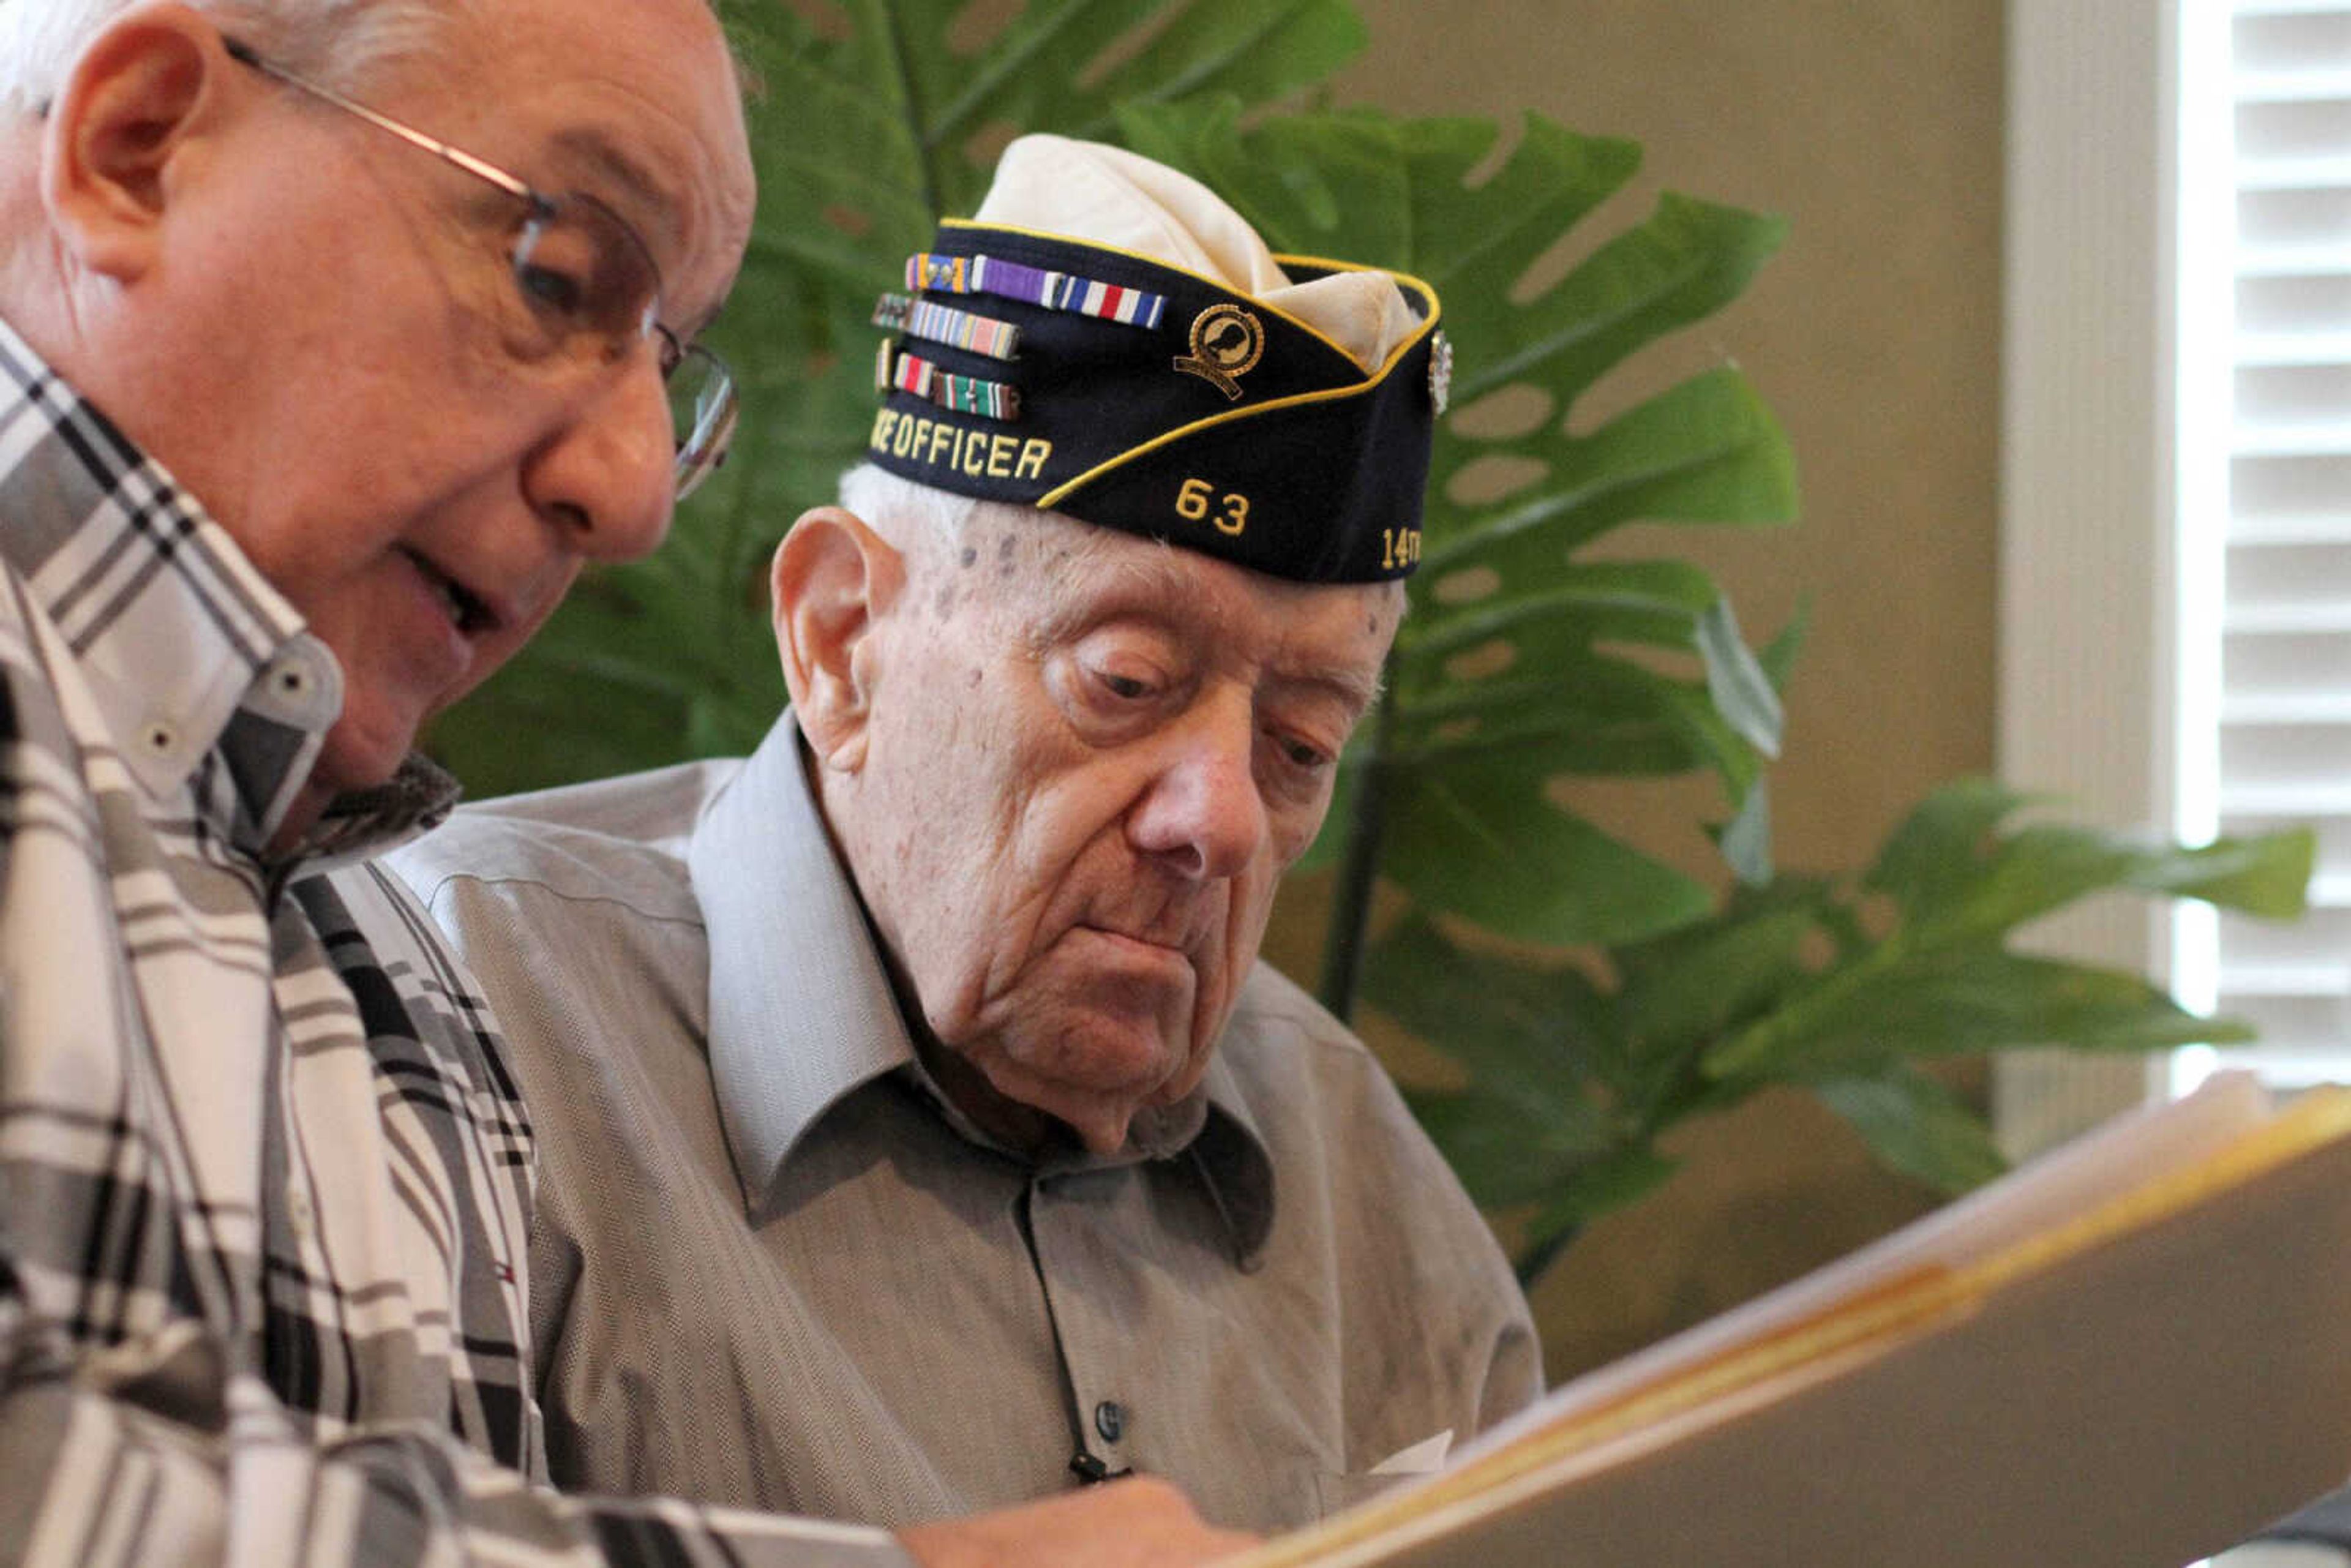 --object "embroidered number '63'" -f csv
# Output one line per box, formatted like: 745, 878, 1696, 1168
1177, 476, 1251, 537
